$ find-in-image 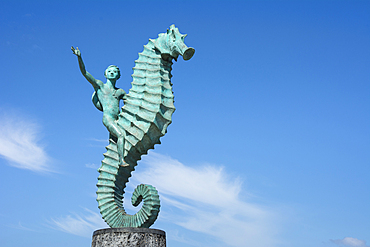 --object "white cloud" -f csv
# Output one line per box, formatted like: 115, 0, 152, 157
0, 111, 53, 172
49, 209, 108, 237
8, 221, 37, 232
50, 152, 281, 246
85, 163, 100, 169
331, 237, 369, 247
131, 152, 281, 247
86, 138, 109, 148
